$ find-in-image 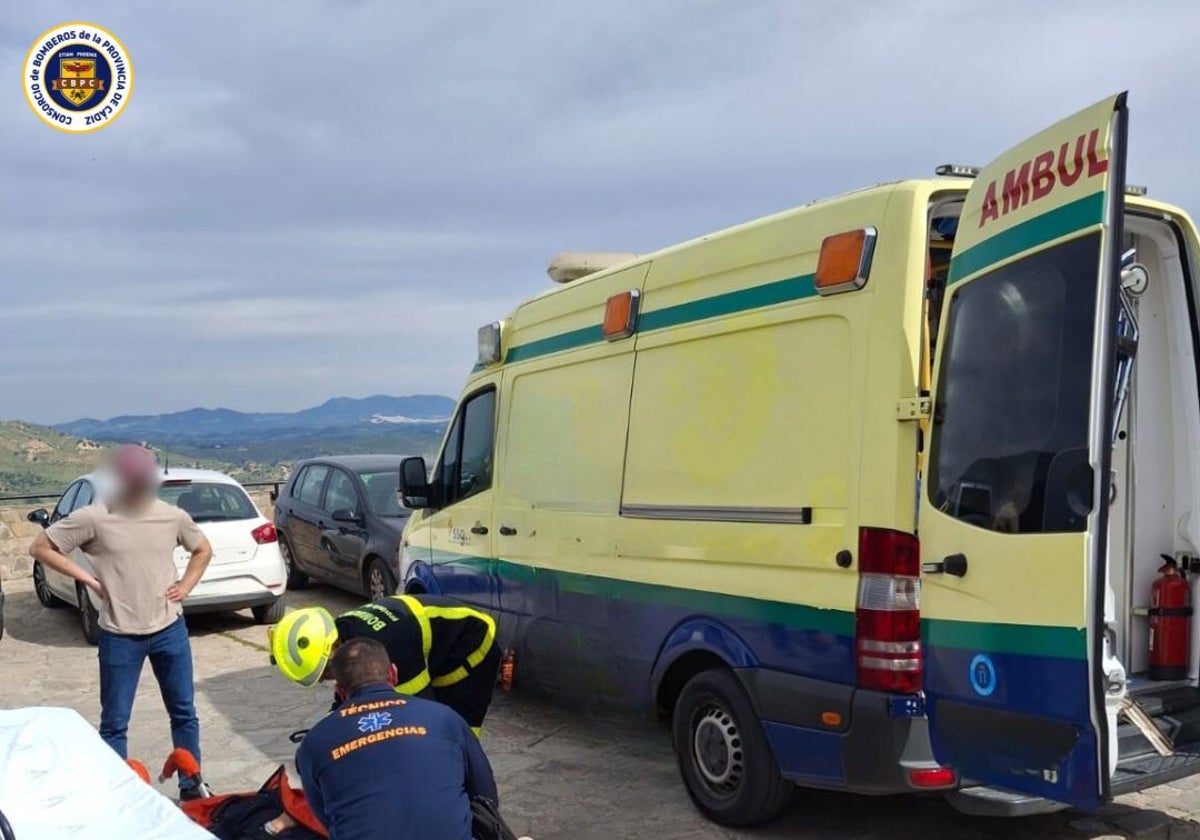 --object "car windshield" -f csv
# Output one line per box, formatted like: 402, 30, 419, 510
358, 469, 403, 516
159, 480, 258, 523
